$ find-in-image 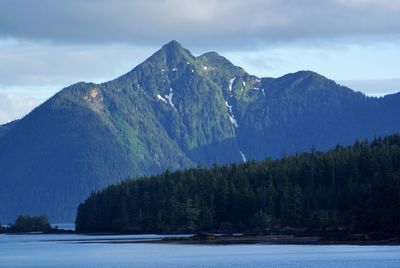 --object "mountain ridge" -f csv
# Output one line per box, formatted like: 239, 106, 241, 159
1, 40, 399, 222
